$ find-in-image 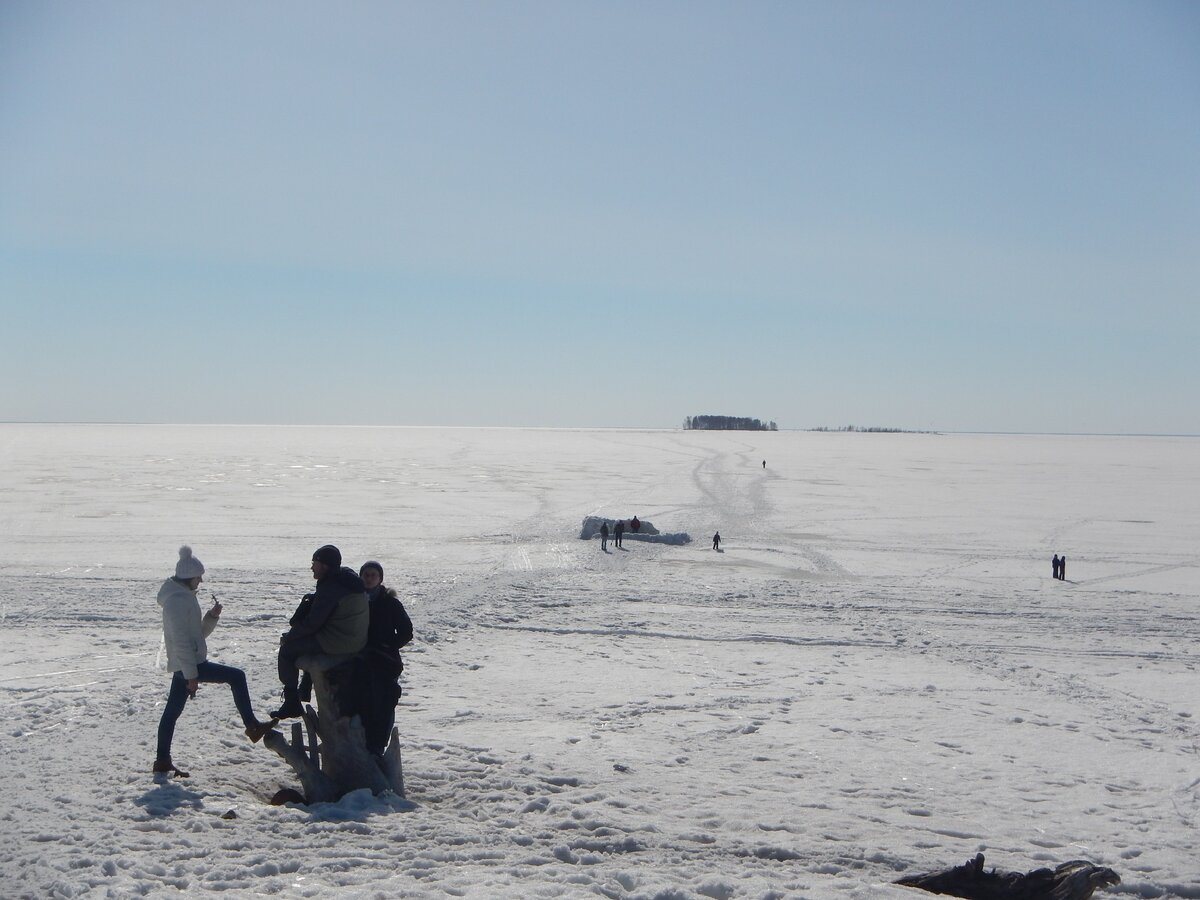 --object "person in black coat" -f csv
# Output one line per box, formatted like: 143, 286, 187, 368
357, 560, 414, 757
